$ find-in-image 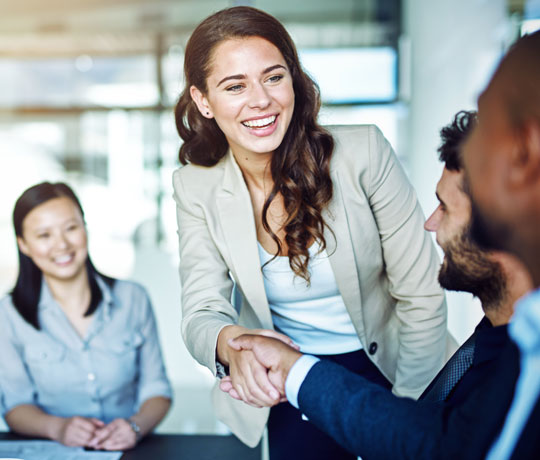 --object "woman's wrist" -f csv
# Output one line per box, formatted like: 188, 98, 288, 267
217, 325, 248, 367
128, 397, 171, 440
126, 417, 142, 442
47, 415, 66, 442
